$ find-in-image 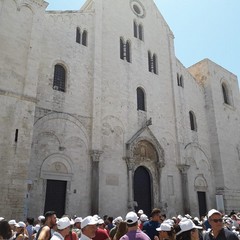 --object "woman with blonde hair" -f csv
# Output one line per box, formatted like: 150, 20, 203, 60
113, 222, 127, 240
